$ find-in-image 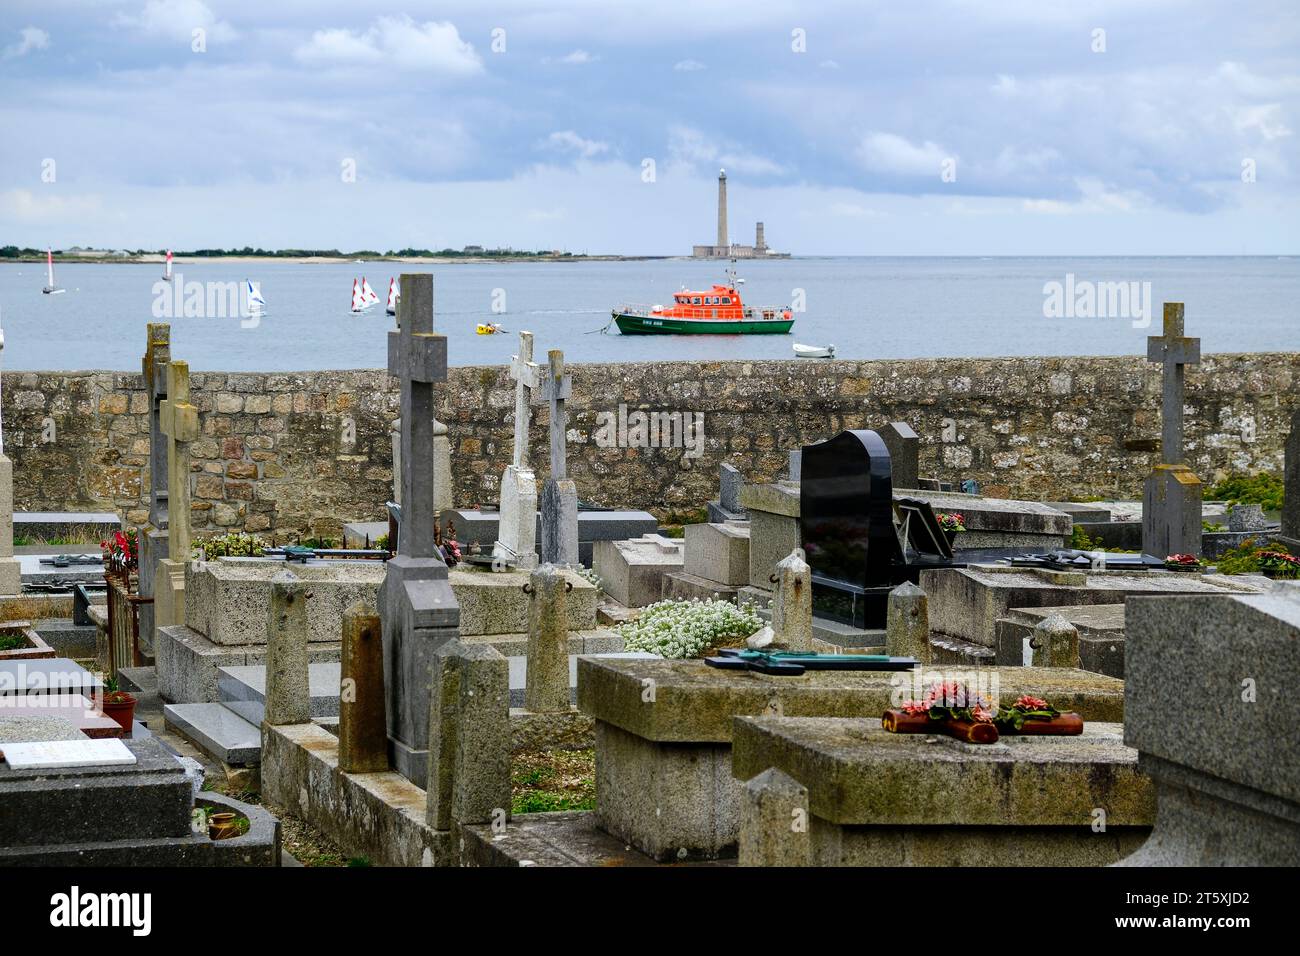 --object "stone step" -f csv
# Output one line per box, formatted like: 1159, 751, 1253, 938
163, 702, 261, 765
928, 632, 997, 665
217, 662, 341, 723
661, 570, 743, 603
117, 666, 159, 696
